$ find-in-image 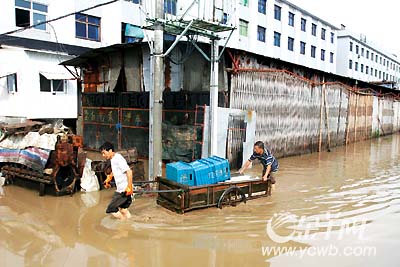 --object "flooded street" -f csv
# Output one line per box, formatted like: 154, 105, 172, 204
1, 134, 400, 267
